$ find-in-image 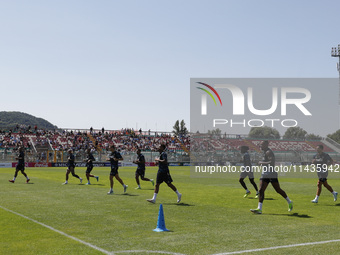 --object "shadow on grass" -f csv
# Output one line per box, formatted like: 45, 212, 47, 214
264, 198, 276, 200
162, 203, 194, 206
117, 193, 139, 196
325, 203, 340, 206
266, 212, 312, 218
